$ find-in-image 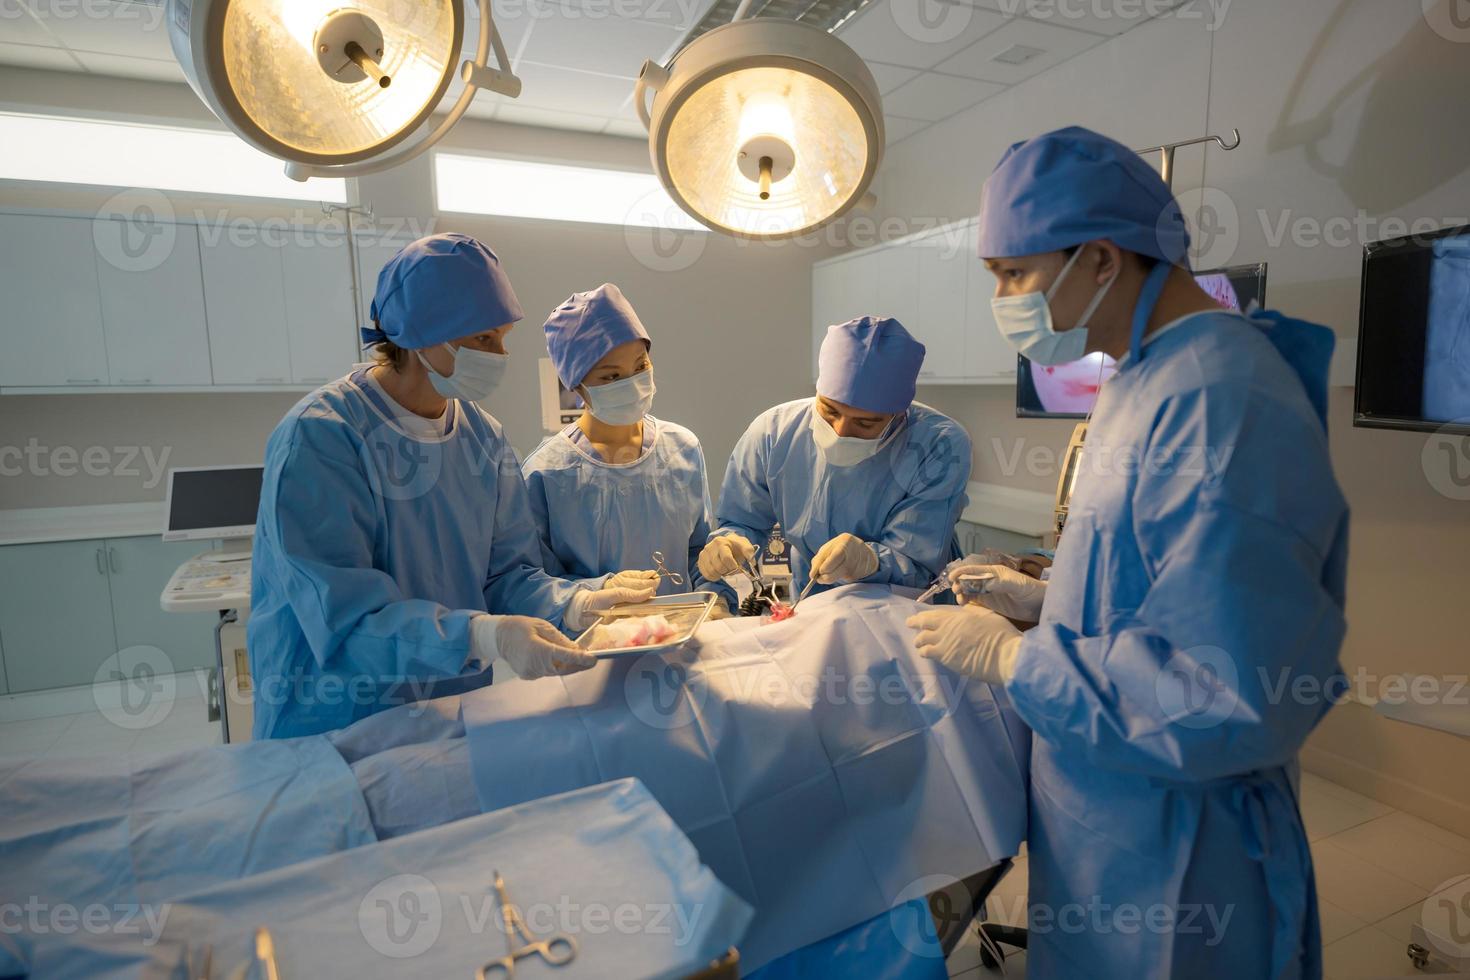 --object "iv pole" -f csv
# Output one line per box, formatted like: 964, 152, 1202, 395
1134, 128, 1242, 189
